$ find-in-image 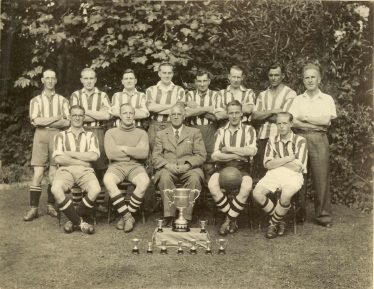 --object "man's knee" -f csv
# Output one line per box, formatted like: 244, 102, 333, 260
280, 187, 298, 202
252, 185, 267, 202
86, 182, 101, 197
103, 173, 116, 188
208, 173, 220, 195
134, 173, 150, 192
241, 176, 253, 191
187, 172, 202, 186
